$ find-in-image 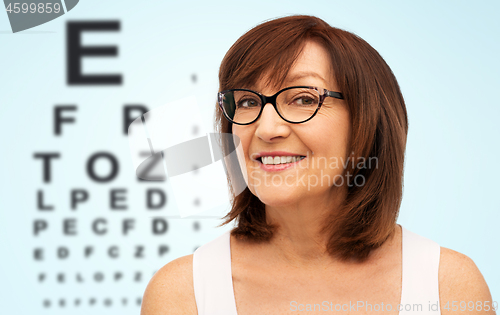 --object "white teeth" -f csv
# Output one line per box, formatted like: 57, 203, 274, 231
260, 155, 304, 165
